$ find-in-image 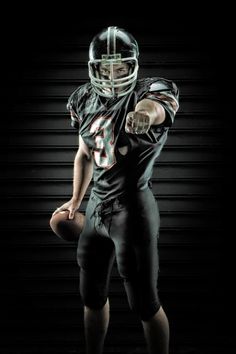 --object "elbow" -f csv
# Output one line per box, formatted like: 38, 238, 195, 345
154, 103, 166, 125
75, 152, 91, 165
